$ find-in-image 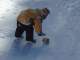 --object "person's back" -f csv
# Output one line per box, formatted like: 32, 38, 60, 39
17, 8, 41, 25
